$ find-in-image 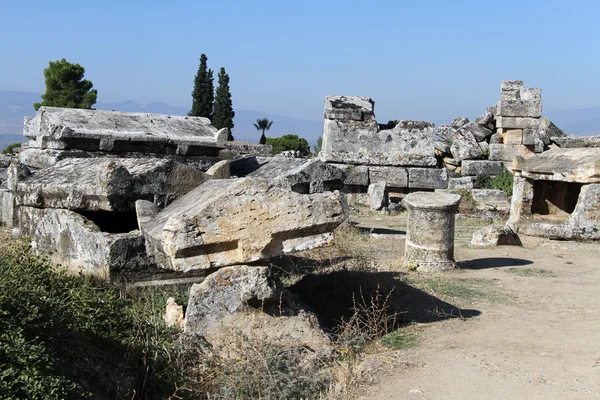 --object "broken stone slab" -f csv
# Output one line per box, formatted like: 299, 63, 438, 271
137, 178, 347, 271
17, 206, 152, 278
434, 141, 451, 155
329, 163, 369, 186
512, 148, 600, 183
18, 147, 221, 171
538, 118, 565, 145
435, 125, 457, 141
321, 118, 437, 166
447, 177, 474, 190
451, 117, 469, 129
14, 158, 210, 211
489, 144, 534, 162
520, 88, 542, 102
324, 96, 375, 121
478, 141, 490, 156
368, 166, 408, 188
24, 107, 228, 156
205, 160, 231, 179
0, 189, 16, 227
551, 135, 600, 148
460, 122, 493, 143
496, 100, 542, 118
368, 181, 387, 210
407, 168, 448, 189
501, 80, 524, 92
461, 160, 505, 176
474, 105, 497, 128
471, 189, 509, 210
219, 142, 273, 158
489, 133, 502, 144
450, 130, 484, 162
471, 225, 521, 247
184, 265, 278, 335
496, 116, 540, 130
247, 158, 343, 193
